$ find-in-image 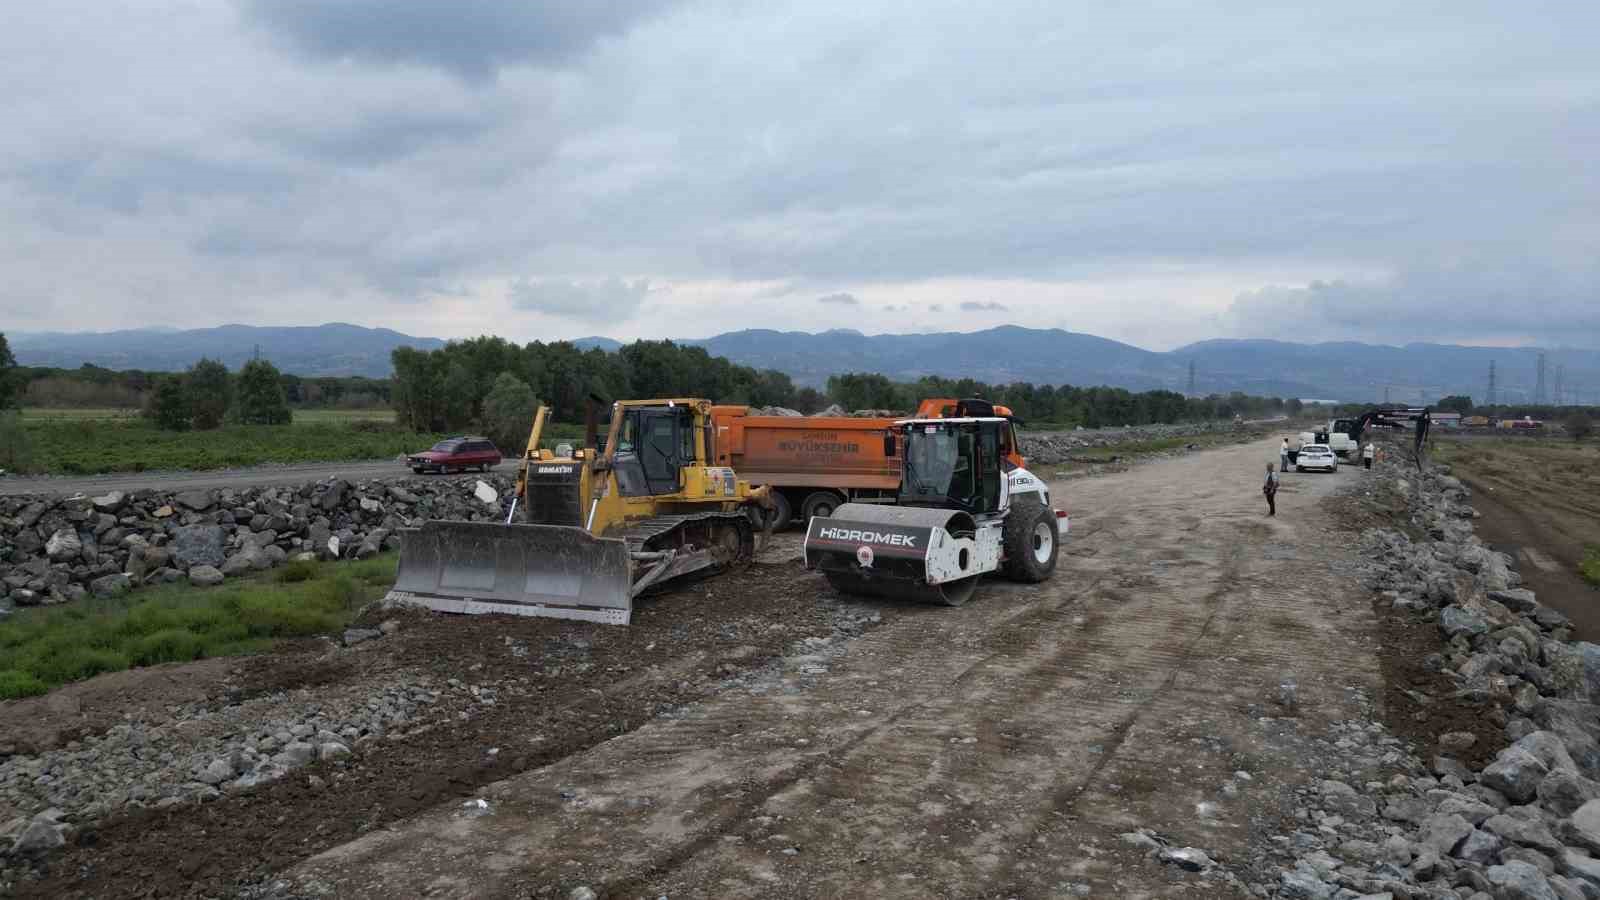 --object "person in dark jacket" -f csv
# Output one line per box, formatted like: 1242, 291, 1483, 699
1263, 463, 1279, 516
